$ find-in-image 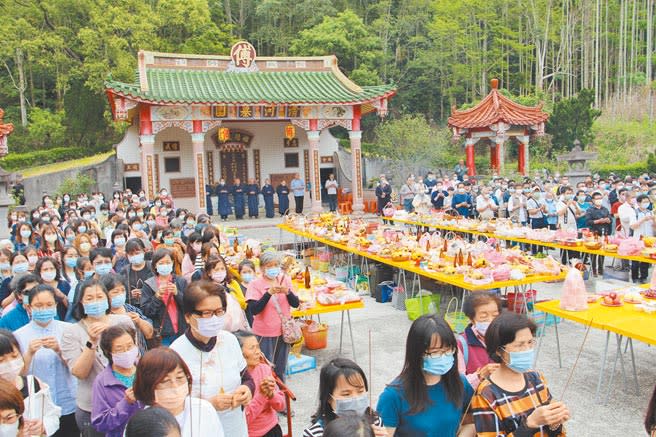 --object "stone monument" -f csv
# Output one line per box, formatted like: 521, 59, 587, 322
557, 140, 598, 186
